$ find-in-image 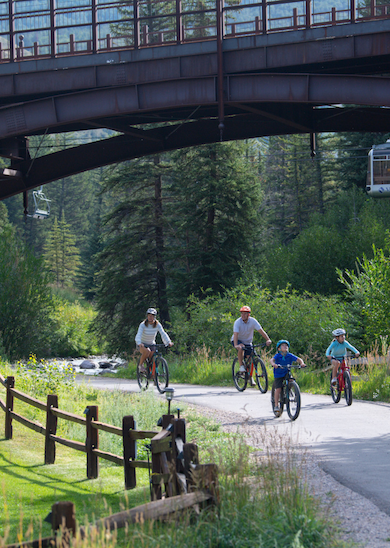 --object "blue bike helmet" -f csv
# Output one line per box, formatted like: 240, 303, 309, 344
276, 339, 290, 351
